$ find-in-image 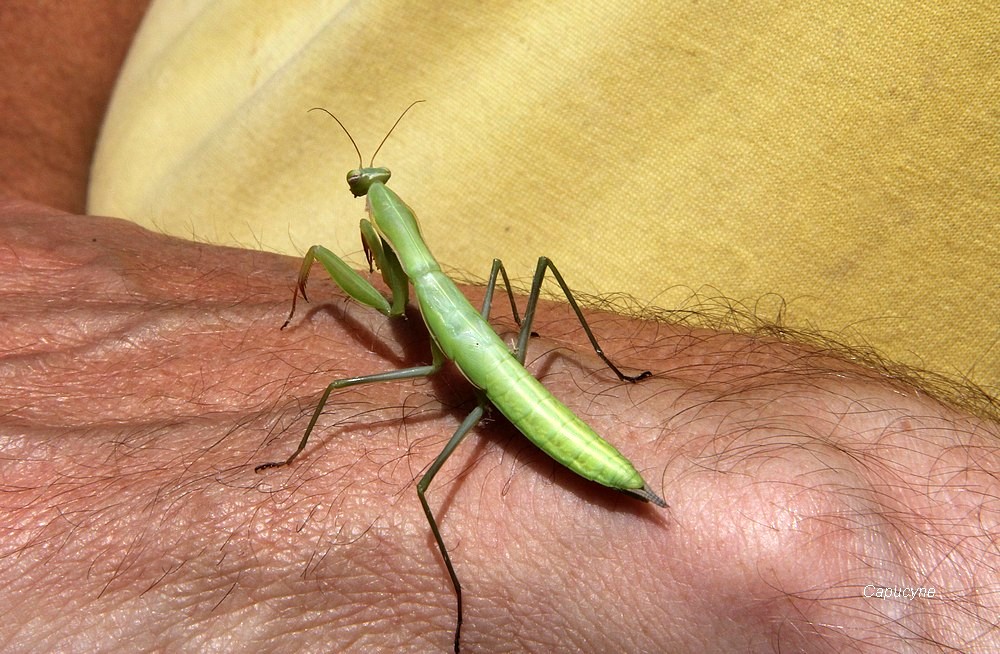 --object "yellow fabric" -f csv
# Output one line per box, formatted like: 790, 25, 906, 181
89, 1, 999, 394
